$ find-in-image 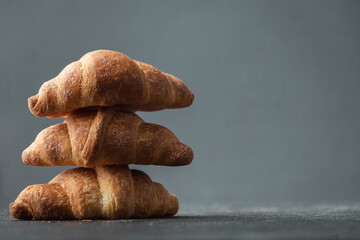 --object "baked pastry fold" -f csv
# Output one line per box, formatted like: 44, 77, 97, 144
9, 165, 179, 220
28, 50, 194, 118
22, 107, 193, 167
